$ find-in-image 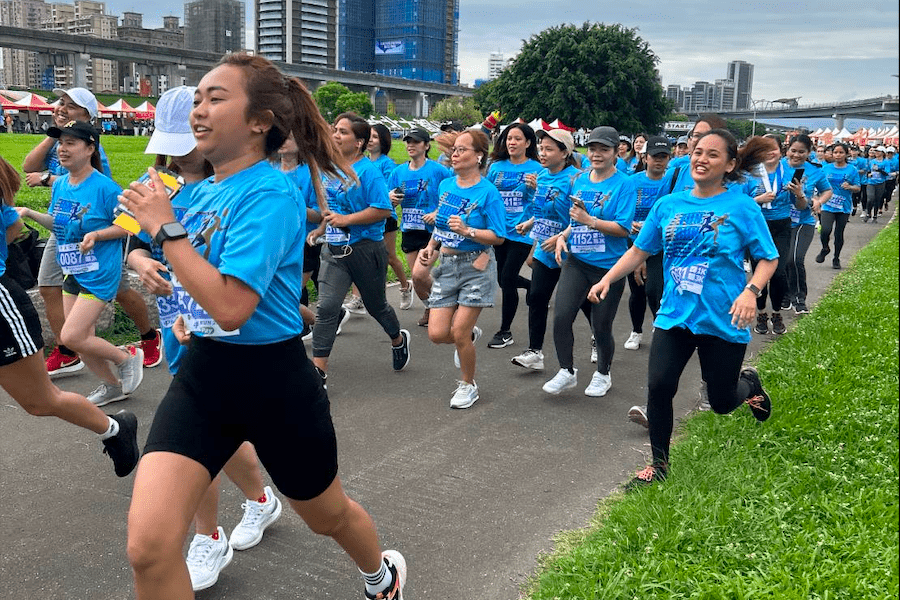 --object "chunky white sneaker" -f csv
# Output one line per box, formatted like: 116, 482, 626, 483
628, 405, 649, 428
229, 485, 283, 550
117, 348, 144, 395
590, 336, 597, 363
623, 331, 643, 350
511, 348, 544, 370
342, 295, 367, 314
584, 371, 612, 397
399, 283, 414, 310
454, 325, 482, 368
450, 380, 479, 409
186, 526, 233, 592
366, 550, 407, 599
87, 382, 127, 407
542, 368, 577, 395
